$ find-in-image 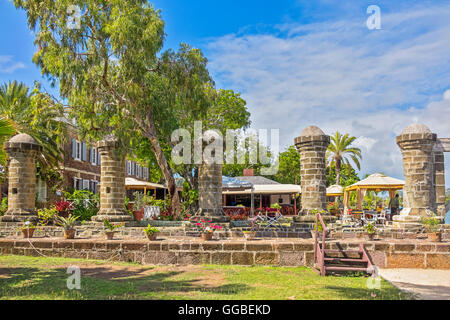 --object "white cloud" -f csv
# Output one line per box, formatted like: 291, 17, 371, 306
0, 56, 25, 74
205, 3, 450, 185
354, 137, 377, 152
